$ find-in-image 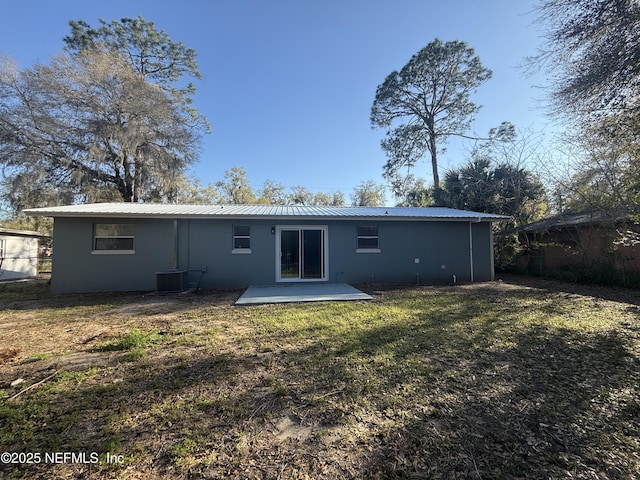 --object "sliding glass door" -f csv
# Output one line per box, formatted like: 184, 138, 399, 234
280, 229, 300, 279
277, 226, 328, 281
